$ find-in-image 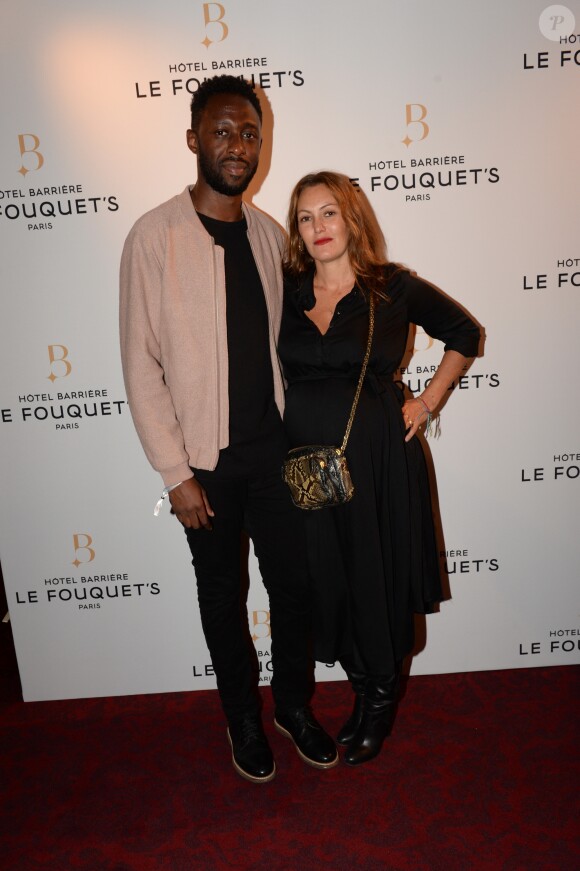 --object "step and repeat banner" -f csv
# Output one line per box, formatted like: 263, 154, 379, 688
1, 1, 578, 701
